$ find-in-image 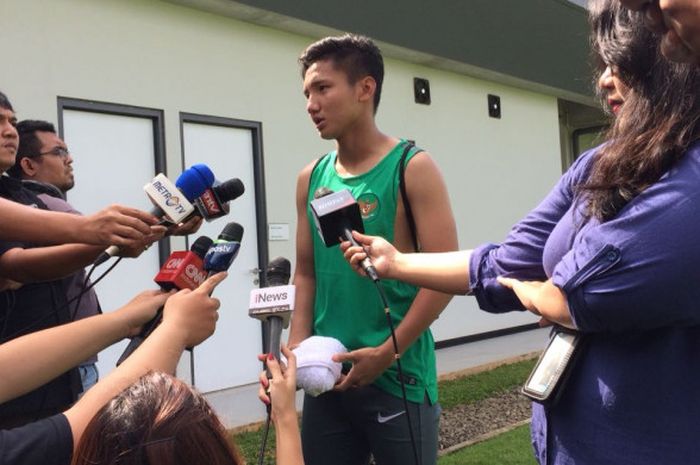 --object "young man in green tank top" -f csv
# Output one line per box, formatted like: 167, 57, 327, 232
288, 34, 457, 465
